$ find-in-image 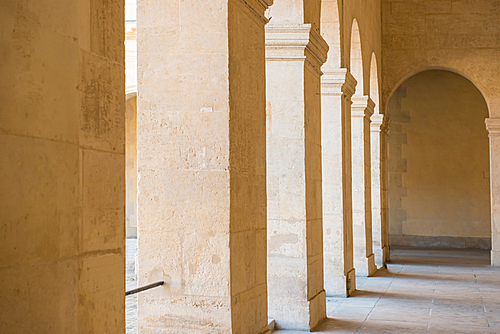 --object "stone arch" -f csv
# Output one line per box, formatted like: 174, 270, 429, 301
321, 0, 341, 69
384, 66, 490, 116
350, 19, 364, 95
386, 69, 491, 252
369, 53, 380, 115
